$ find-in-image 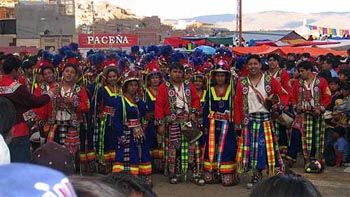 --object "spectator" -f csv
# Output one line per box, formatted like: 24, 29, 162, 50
69, 176, 124, 197
0, 55, 54, 162
333, 126, 349, 167
0, 163, 76, 197
250, 174, 321, 197
322, 58, 338, 77
338, 69, 349, 85
0, 97, 16, 165
31, 142, 75, 175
